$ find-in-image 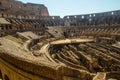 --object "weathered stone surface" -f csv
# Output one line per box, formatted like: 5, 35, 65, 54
0, 0, 49, 17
